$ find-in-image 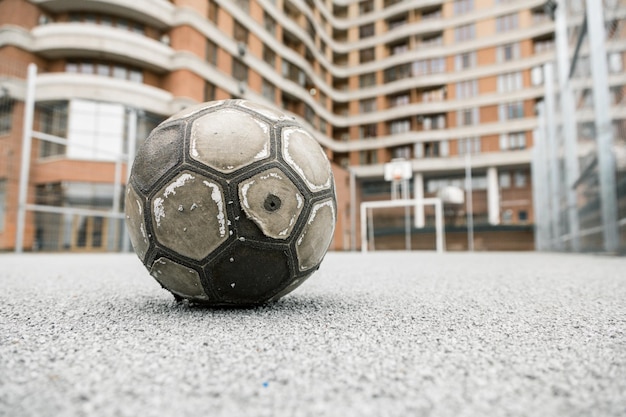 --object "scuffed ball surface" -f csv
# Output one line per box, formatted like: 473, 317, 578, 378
125, 100, 336, 306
